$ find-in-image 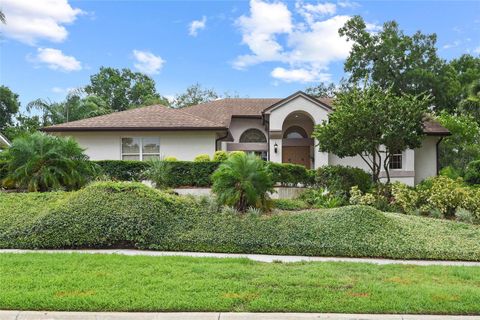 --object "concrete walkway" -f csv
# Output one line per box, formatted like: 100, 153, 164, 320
0, 311, 478, 320
1, 249, 480, 266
